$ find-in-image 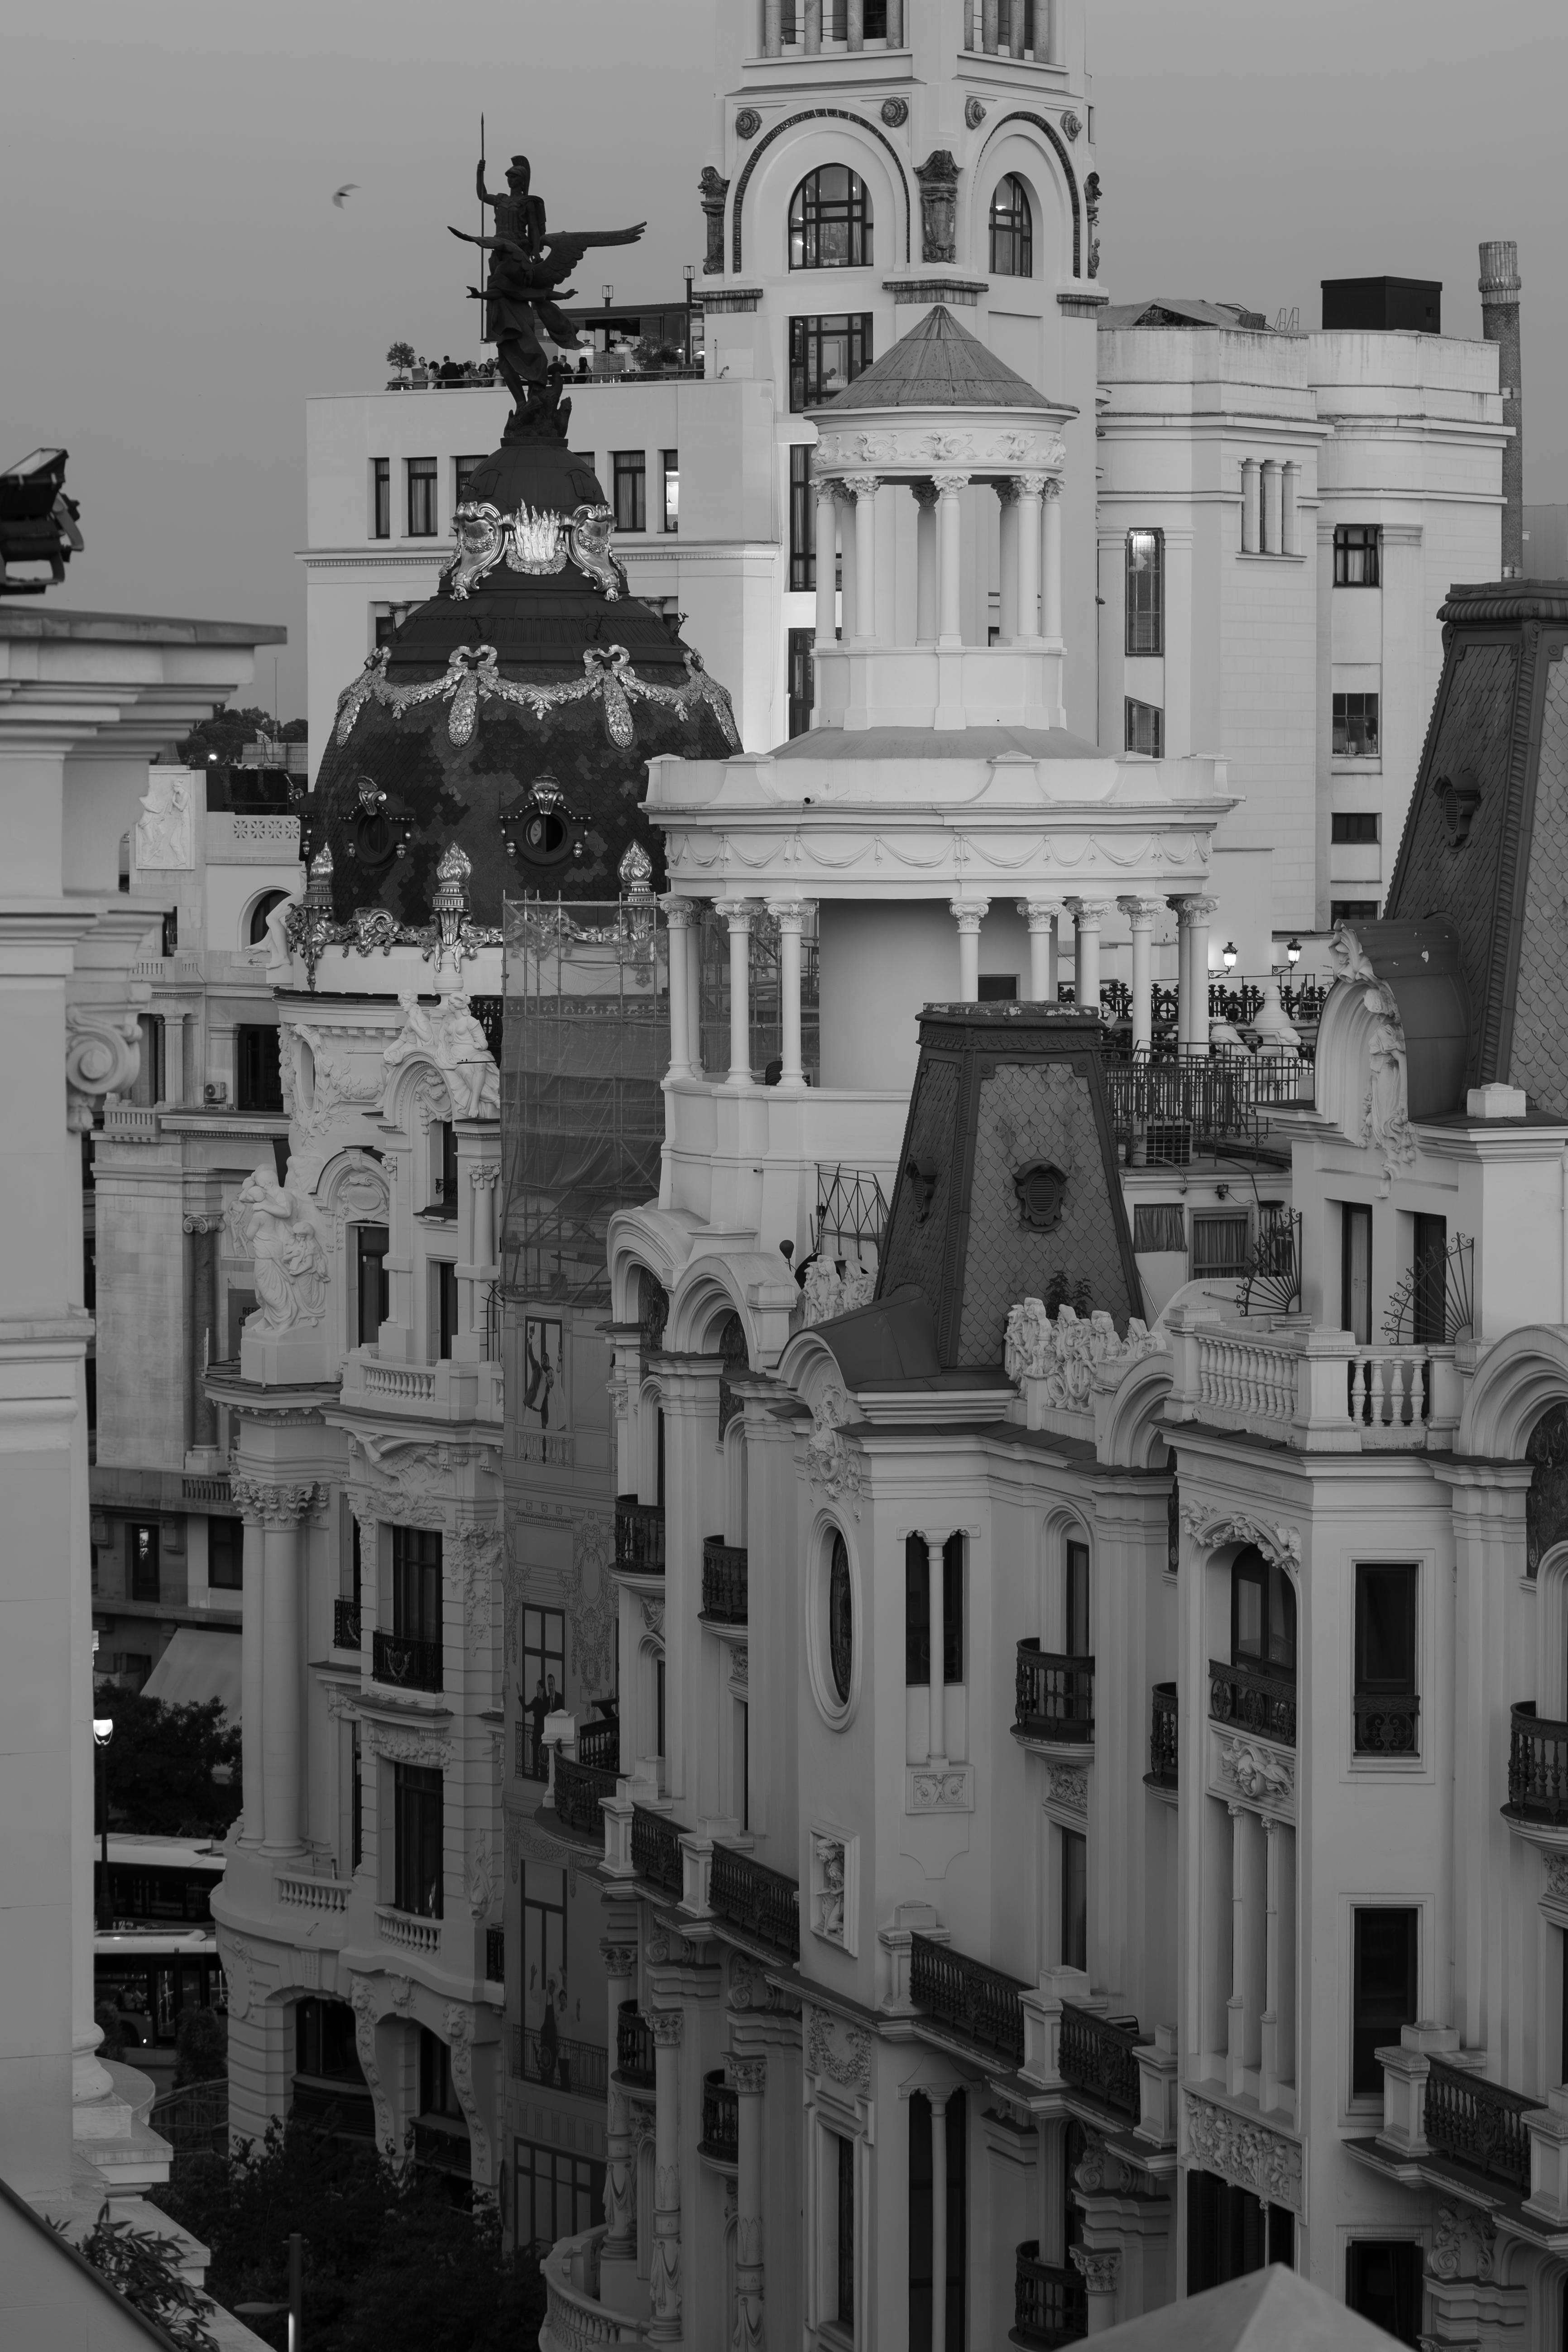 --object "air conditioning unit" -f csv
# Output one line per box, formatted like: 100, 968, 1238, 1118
204, 1080, 228, 1104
